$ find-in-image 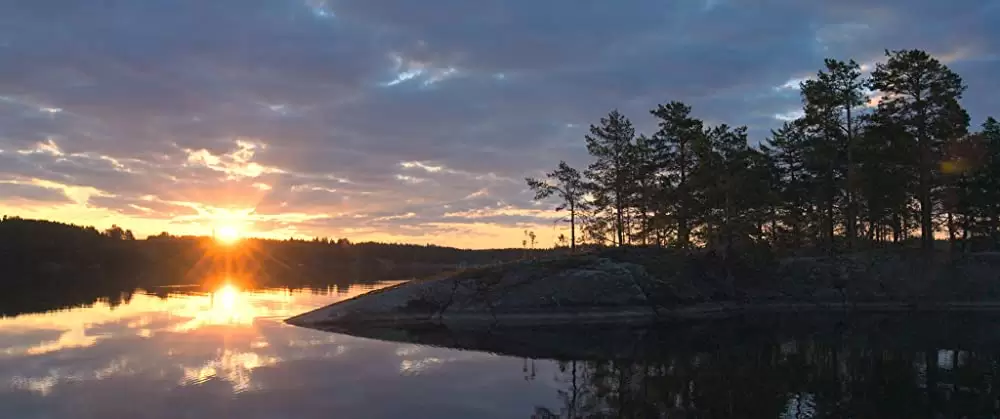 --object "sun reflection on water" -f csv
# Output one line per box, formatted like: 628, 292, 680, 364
0, 281, 403, 396
215, 283, 240, 310
172, 282, 296, 331
168, 282, 259, 331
